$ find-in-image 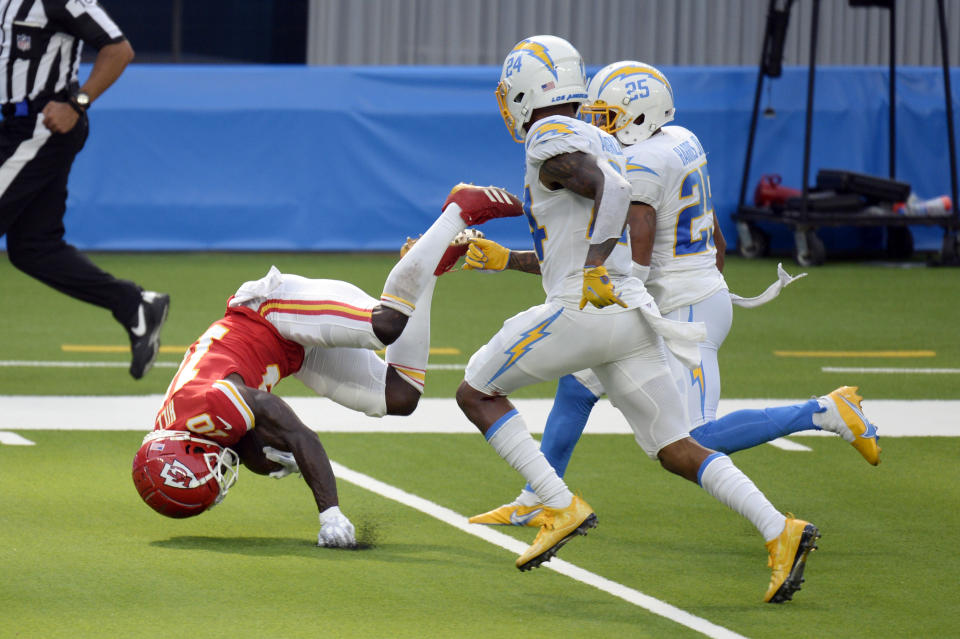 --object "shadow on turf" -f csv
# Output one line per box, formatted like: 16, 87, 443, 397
151, 536, 377, 557
149, 523, 494, 566
152, 524, 380, 557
